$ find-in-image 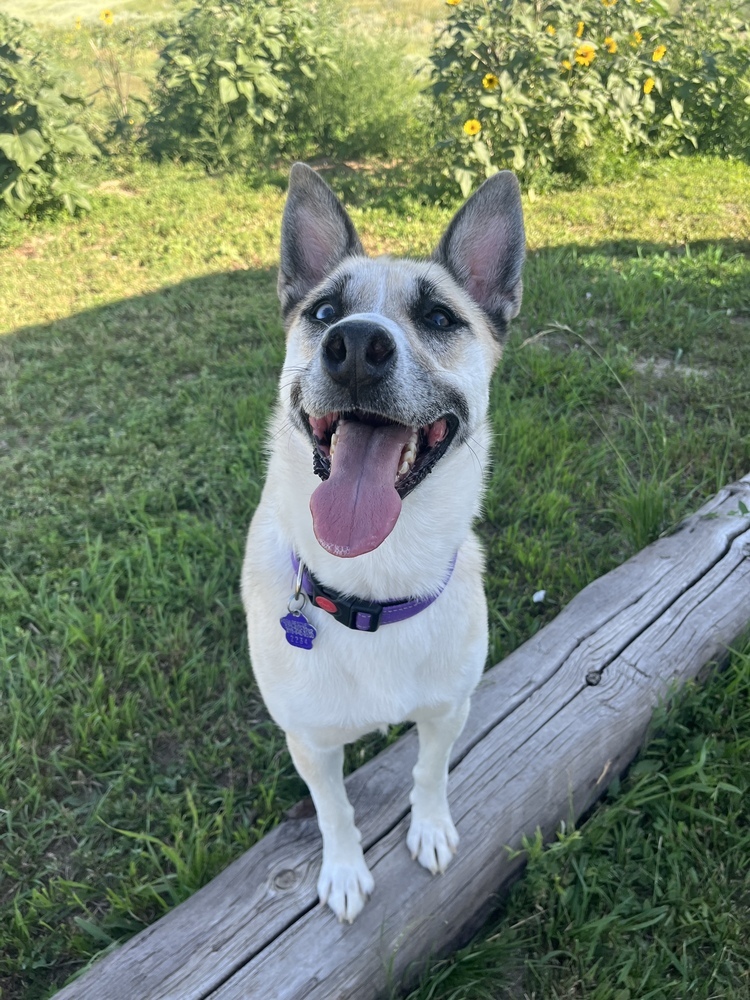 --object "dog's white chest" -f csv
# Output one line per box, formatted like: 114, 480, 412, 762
242, 515, 488, 739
